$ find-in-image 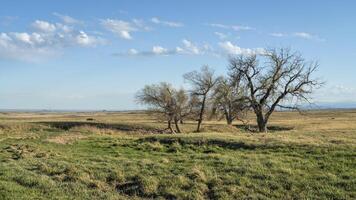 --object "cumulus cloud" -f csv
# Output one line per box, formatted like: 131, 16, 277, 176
101, 18, 151, 40
0, 19, 104, 62
32, 20, 57, 32
152, 46, 169, 55
219, 41, 264, 55
115, 39, 212, 57
151, 17, 183, 27
207, 23, 254, 31
117, 45, 174, 57
75, 31, 103, 46
115, 39, 263, 58
0, 32, 58, 62
179, 39, 201, 55
101, 19, 136, 39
